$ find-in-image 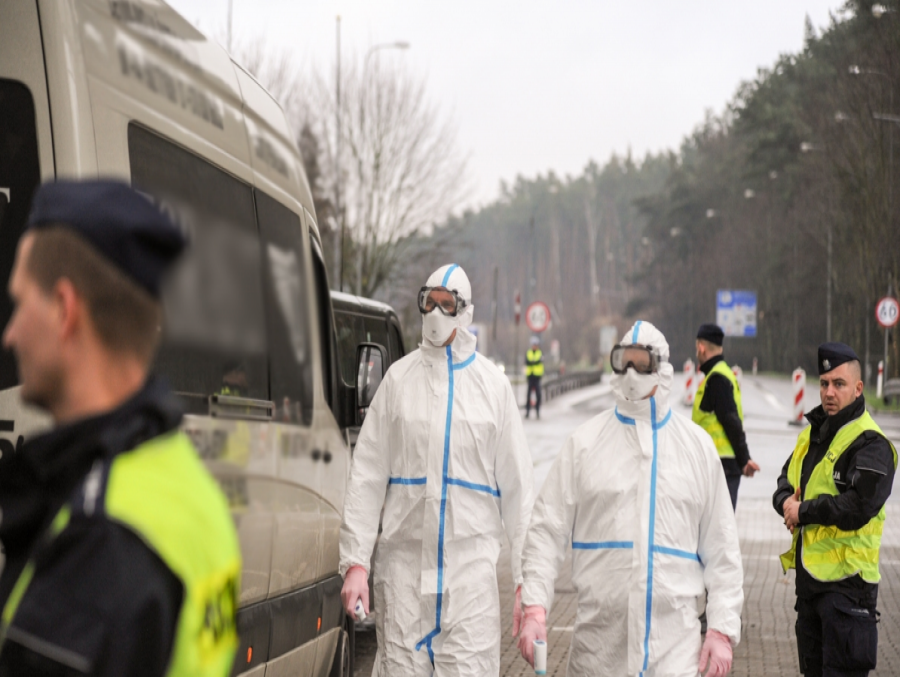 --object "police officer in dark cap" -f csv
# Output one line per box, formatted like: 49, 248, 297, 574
692, 323, 759, 509
775, 342, 897, 677
0, 180, 240, 676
